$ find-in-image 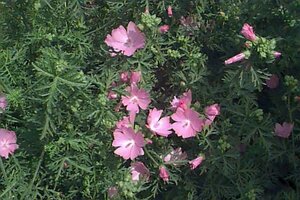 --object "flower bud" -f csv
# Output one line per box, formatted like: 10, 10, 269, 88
224, 53, 246, 65
0, 94, 7, 111
159, 25, 170, 33
241, 23, 256, 41
107, 91, 118, 100
167, 6, 173, 17
120, 71, 129, 83
159, 166, 169, 182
